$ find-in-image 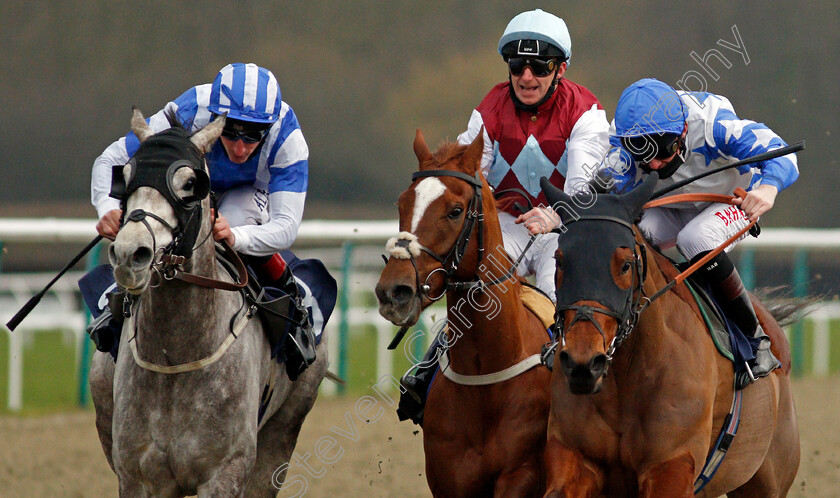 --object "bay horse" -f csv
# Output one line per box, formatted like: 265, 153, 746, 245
539, 175, 800, 497
376, 130, 552, 497
88, 109, 327, 497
